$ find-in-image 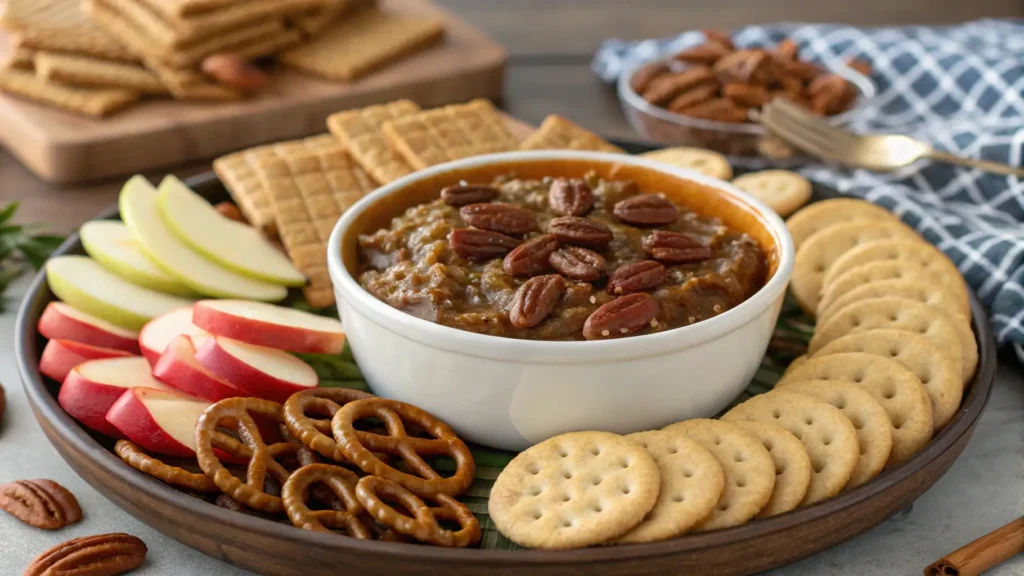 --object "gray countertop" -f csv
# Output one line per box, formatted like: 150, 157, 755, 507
1, 273, 1022, 576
